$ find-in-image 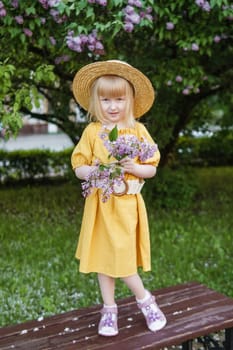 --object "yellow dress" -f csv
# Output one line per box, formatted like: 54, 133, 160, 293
71, 121, 160, 278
